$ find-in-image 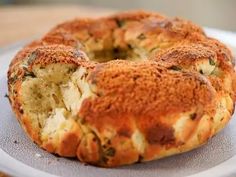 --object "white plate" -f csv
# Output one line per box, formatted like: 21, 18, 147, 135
0, 28, 236, 177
